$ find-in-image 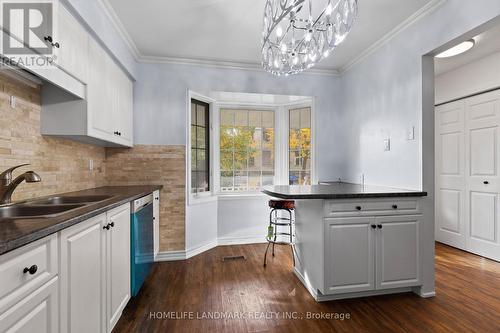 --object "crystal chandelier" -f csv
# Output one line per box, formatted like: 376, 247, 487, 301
262, 0, 358, 75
